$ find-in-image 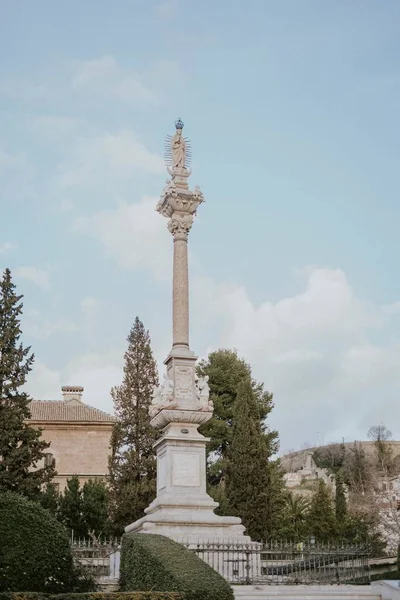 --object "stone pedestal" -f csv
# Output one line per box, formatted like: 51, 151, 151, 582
125, 349, 248, 542
125, 121, 249, 543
